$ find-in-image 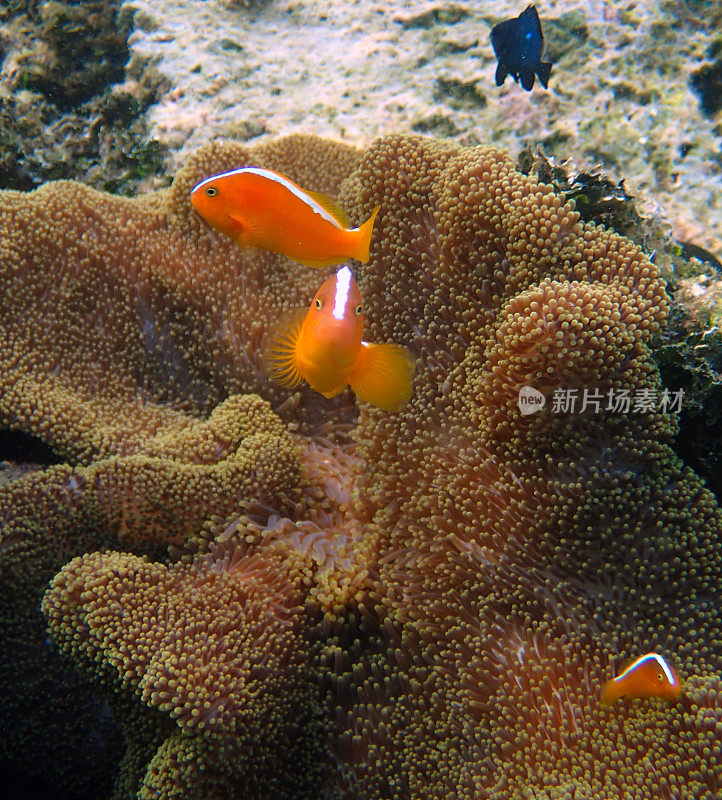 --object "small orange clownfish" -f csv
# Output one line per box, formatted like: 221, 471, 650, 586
265, 265, 415, 412
601, 652, 682, 705
190, 167, 380, 269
